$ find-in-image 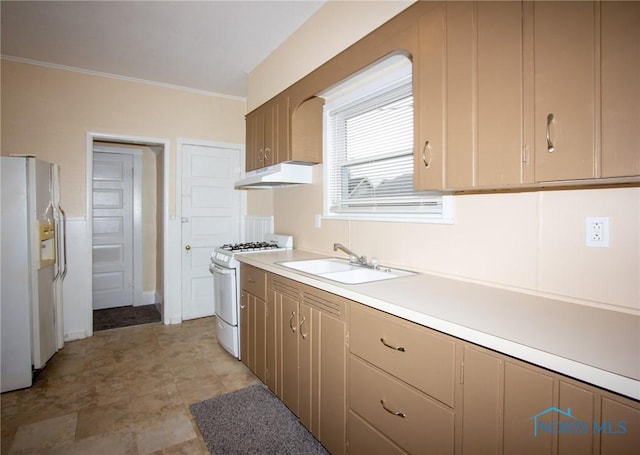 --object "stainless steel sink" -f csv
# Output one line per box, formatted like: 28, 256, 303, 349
277, 258, 416, 284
